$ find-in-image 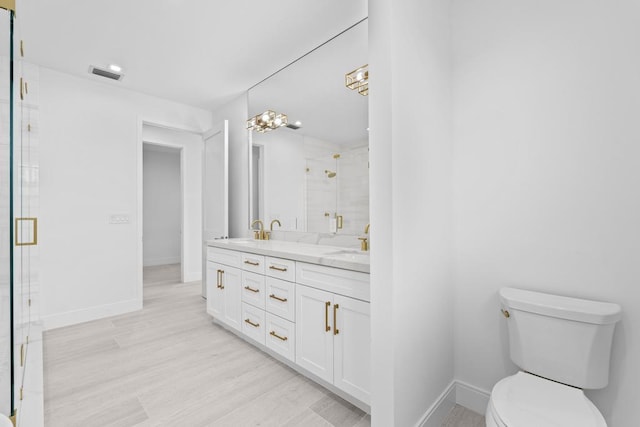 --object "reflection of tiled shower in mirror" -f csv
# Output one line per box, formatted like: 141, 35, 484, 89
305, 146, 369, 234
